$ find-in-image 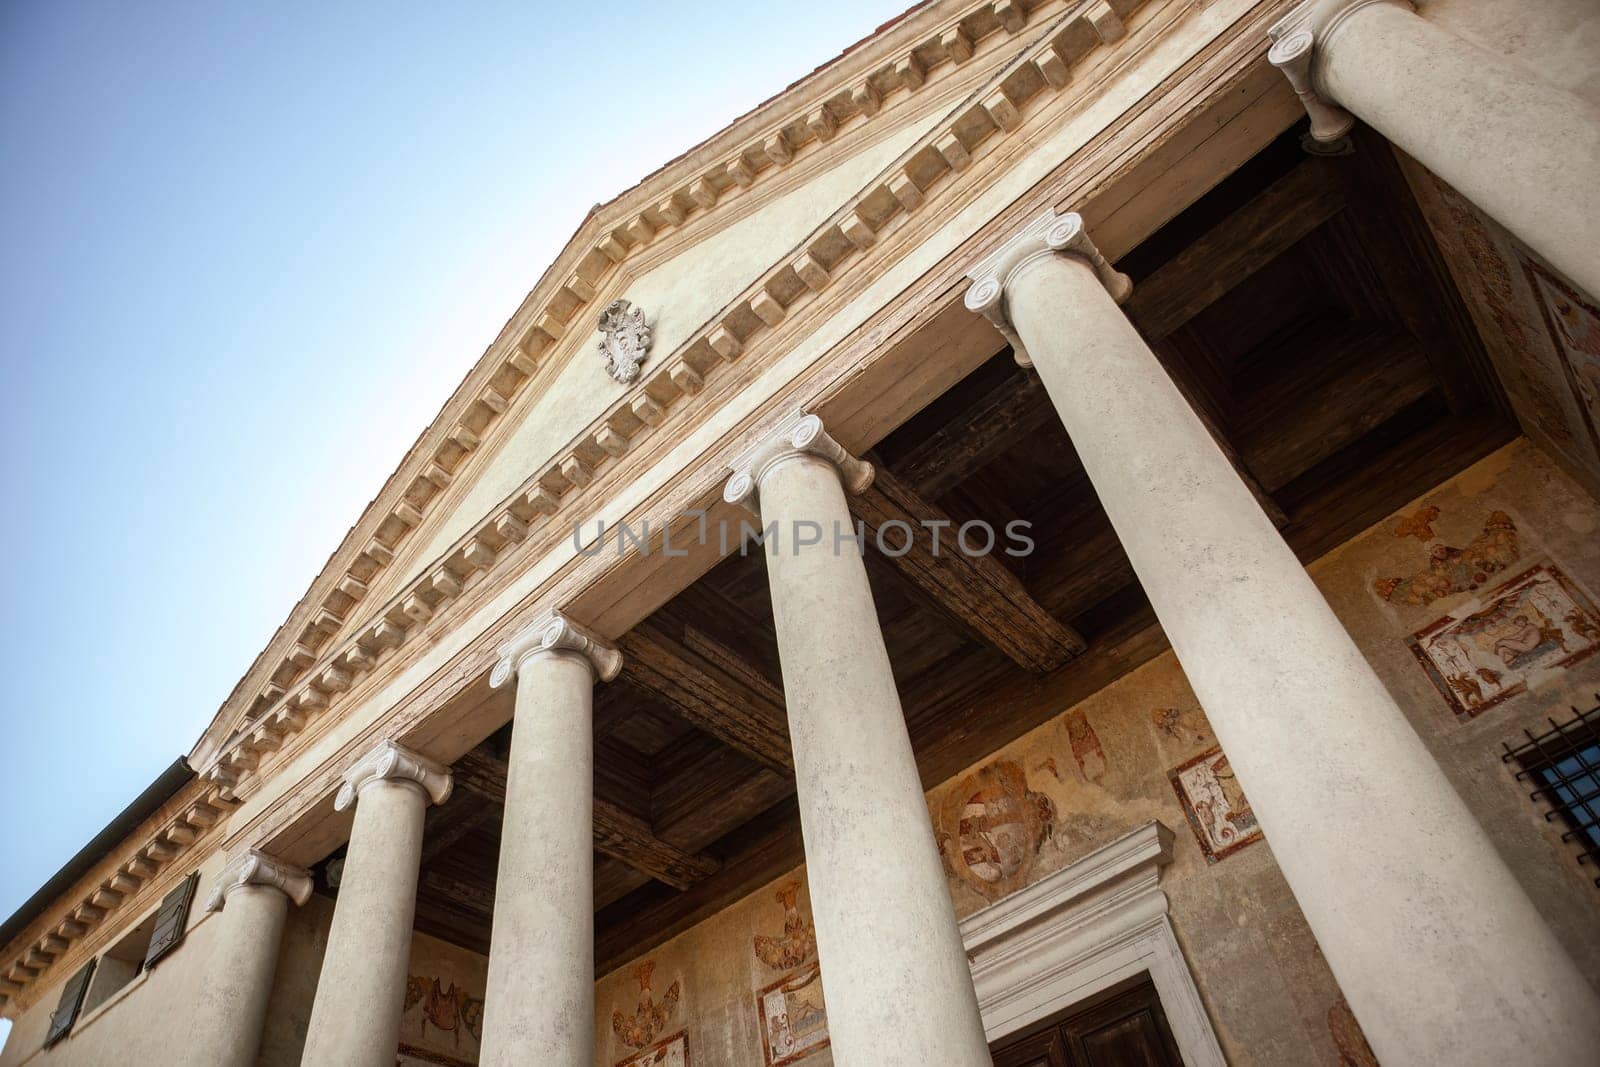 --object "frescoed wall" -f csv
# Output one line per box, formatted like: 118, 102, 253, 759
595, 438, 1600, 1066
1404, 161, 1600, 496
193, 440, 1598, 1067
397, 932, 489, 1067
